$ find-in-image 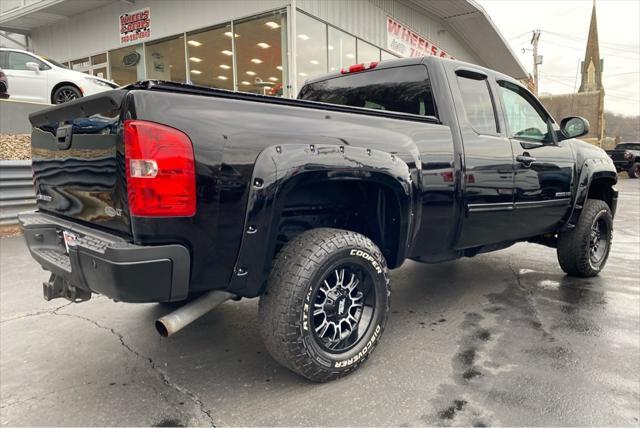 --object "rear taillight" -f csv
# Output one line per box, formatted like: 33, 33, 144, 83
124, 120, 196, 217
340, 61, 379, 74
